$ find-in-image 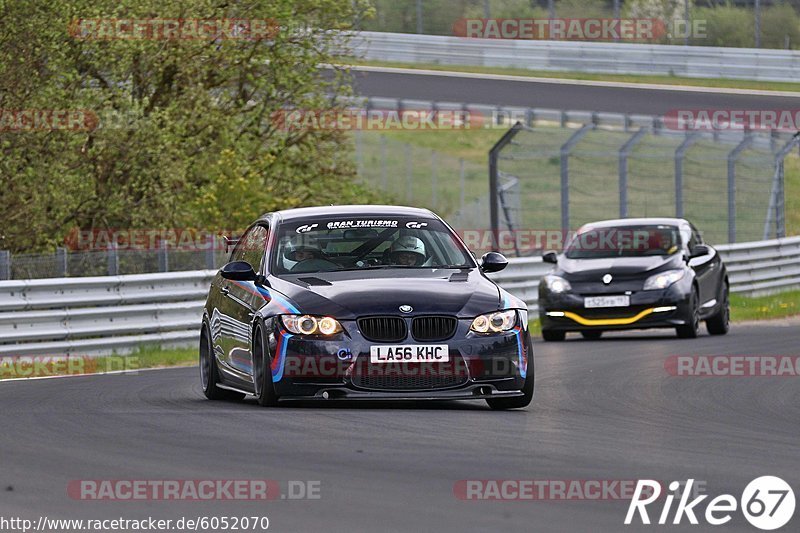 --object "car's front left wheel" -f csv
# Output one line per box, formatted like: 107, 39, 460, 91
676, 287, 700, 339
200, 322, 245, 401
